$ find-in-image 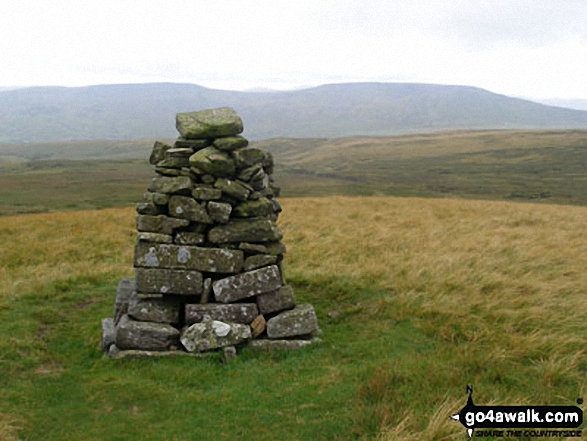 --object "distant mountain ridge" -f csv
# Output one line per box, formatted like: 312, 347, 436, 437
537, 98, 587, 111
1, 82, 587, 143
